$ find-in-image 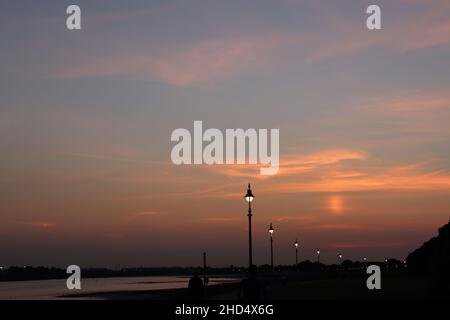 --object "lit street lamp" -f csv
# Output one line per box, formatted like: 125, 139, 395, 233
269, 223, 274, 269
338, 253, 343, 265
244, 184, 254, 268
294, 239, 299, 266
316, 248, 320, 263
